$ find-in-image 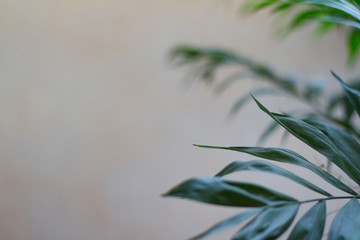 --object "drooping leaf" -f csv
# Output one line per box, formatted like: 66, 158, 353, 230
328, 198, 360, 240
216, 160, 332, 196
190, 208, 264, 240
286, 9, 324, 33
232, 203, 299, 240
319, 16, 360, 30
303, 118, 360, 172
333, 71, 360, 118
195, 145, 357, 195
293, 0, 360, 22
163, 177, 297, 207
288, 200, 326, 240
253, 97, 360, 185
